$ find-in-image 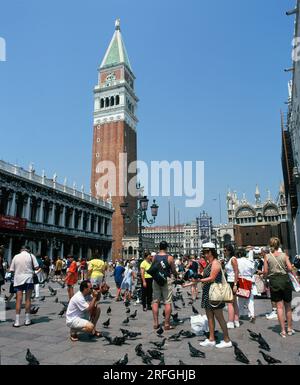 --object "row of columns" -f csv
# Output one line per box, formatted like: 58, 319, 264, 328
4, 190, 112, 236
